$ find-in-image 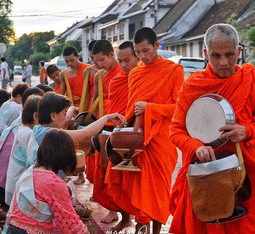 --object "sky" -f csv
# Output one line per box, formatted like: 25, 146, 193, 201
11, 0, 114, 37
